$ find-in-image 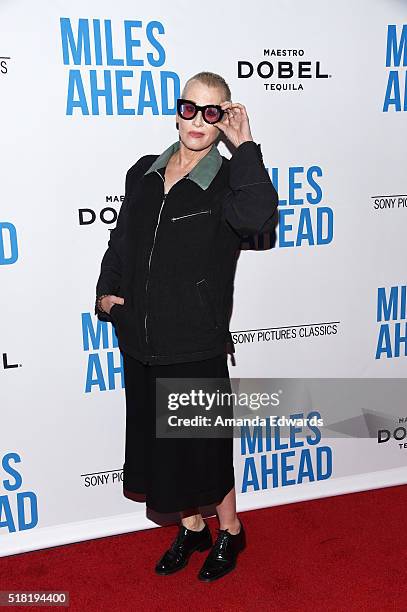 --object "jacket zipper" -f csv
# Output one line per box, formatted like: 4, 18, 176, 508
171, 209, 211, 222
144, 194, 166, 346
144, 169, 189, 353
